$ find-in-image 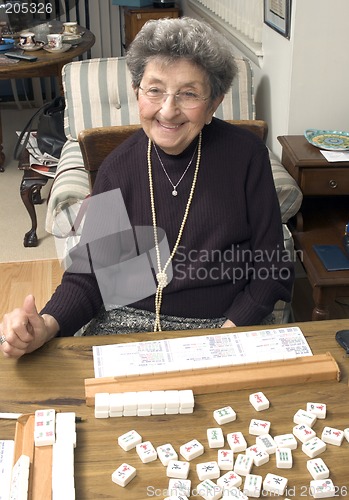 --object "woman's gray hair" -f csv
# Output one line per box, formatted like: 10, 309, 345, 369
126, 17, 237, 100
